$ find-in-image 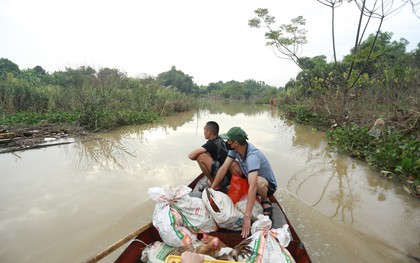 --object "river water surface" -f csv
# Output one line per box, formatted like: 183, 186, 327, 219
0, 101, 419, 263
